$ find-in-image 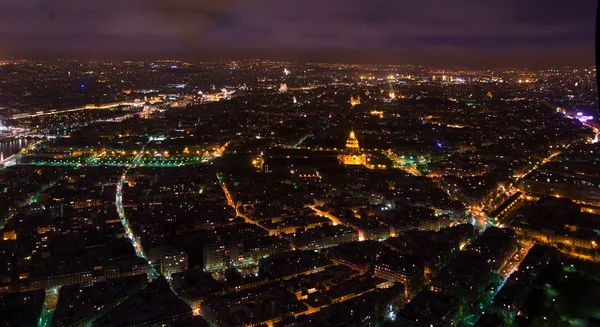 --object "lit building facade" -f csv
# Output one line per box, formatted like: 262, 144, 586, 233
203, 237, 290, 273
374, 261, 424, 298
338, 130, 366, 166
161, 248, 188, 277
203, 243, 243, 273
